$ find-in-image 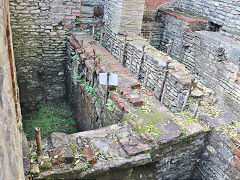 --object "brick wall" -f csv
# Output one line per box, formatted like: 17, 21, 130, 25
9, 0, 104, 112
177, 0, 240, 40
141, 9, 240, 118
0, 0, 24, 179
145, 0, 177, 11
